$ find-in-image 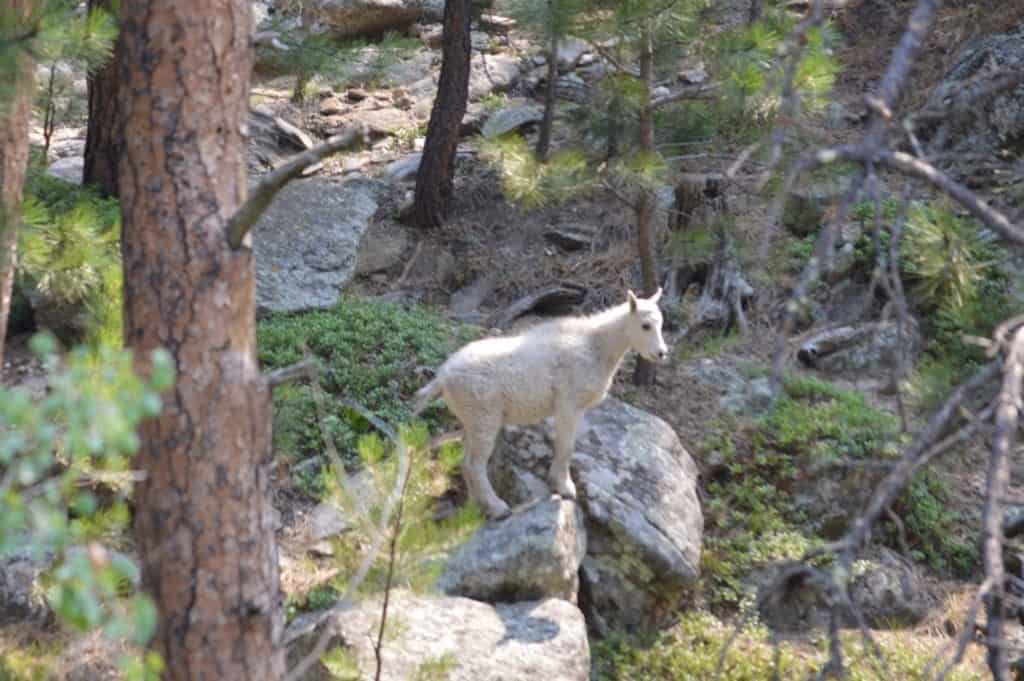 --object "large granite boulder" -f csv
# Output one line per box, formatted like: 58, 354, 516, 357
490, 398, 703, 632
0, 548, 53, 627
253, 177, 380, 315
287, 591, 590, 681
925, 23, 1024, 156
437, 497, 586, 603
